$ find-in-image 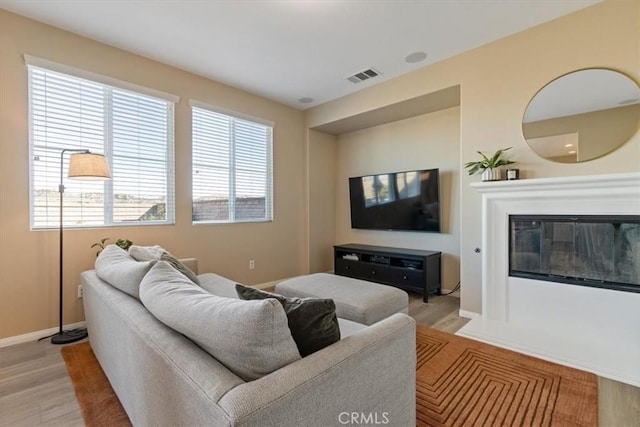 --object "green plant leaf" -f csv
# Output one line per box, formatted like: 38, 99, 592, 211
115, 239, 133, 250
465, 147, 514, 175
477, 151, 490, 163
